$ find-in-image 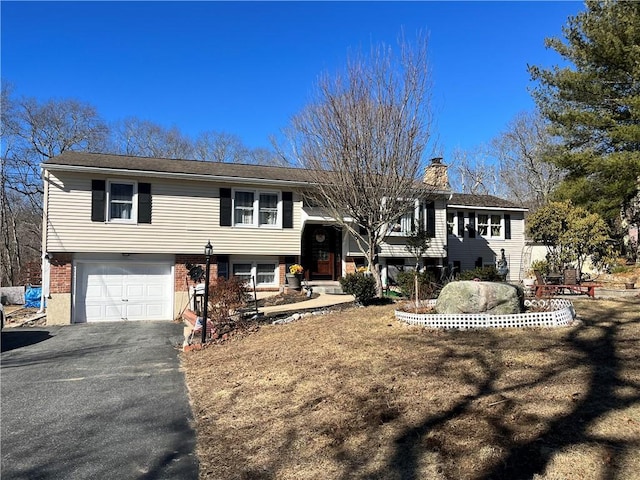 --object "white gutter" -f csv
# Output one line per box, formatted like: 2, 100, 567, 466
447, 204, 528, 212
